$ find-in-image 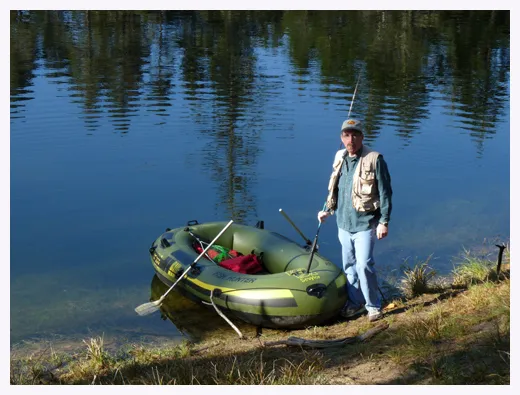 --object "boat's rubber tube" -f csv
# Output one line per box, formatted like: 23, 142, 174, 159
149, 221, 347, 328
